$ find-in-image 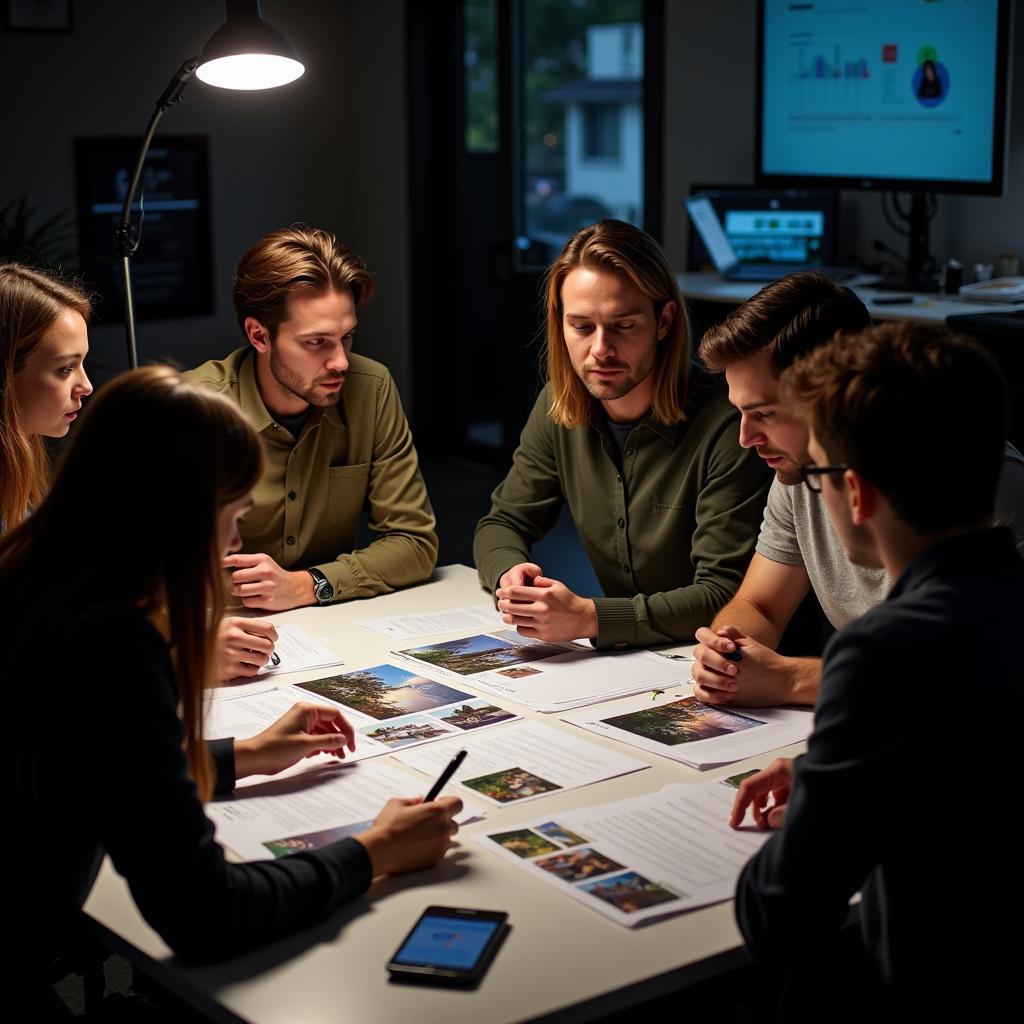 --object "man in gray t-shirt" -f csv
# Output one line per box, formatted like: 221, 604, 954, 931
690, 272, 1024, 707
758, 449, 1024, 632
